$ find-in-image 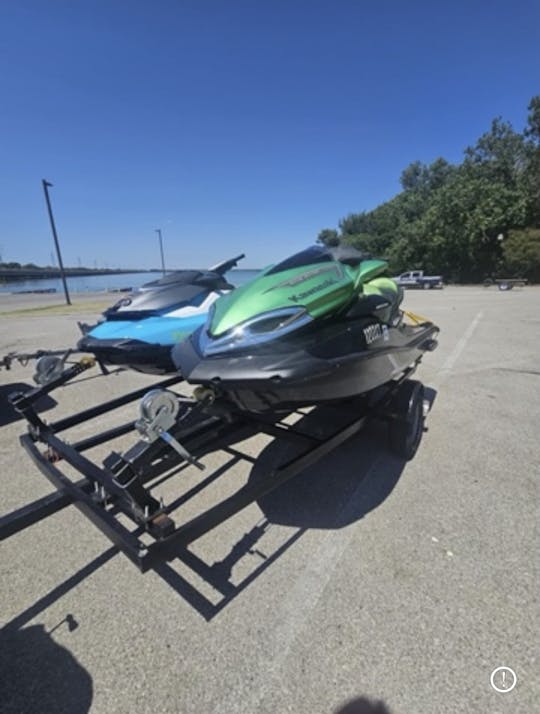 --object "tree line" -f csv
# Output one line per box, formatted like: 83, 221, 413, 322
318, 97, 540, 282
